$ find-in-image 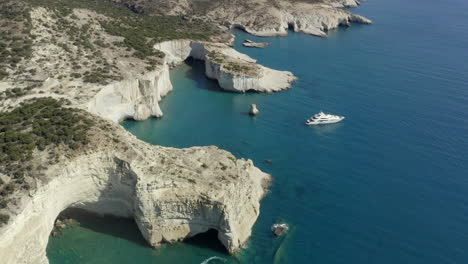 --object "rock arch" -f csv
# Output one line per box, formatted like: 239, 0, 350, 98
0, 143, 271, 264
